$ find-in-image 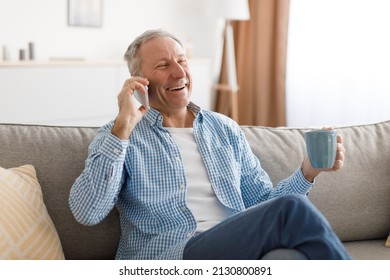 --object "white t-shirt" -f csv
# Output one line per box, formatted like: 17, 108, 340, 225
166, 127, 232, 234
